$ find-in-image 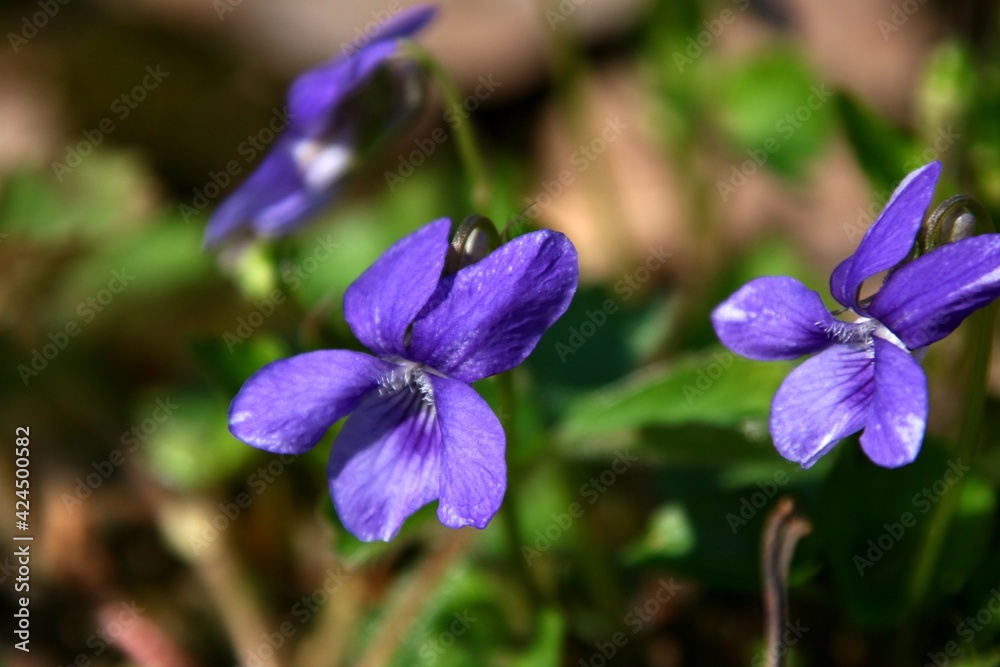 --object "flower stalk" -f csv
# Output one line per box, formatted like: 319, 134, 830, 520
907, 196, 996, 609
402, 42, 493, 212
